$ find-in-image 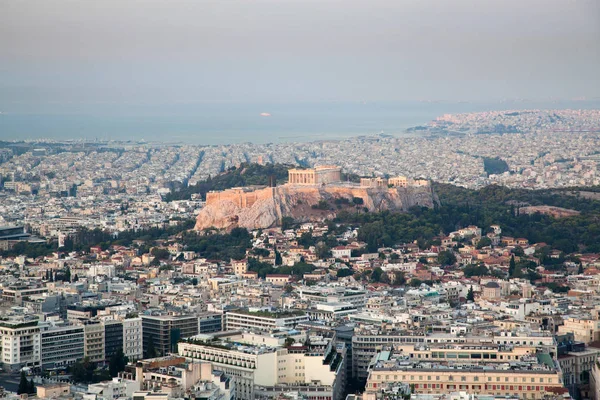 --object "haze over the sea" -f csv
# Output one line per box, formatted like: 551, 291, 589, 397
1, 100, 599, 145
1, 0, 598, 144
